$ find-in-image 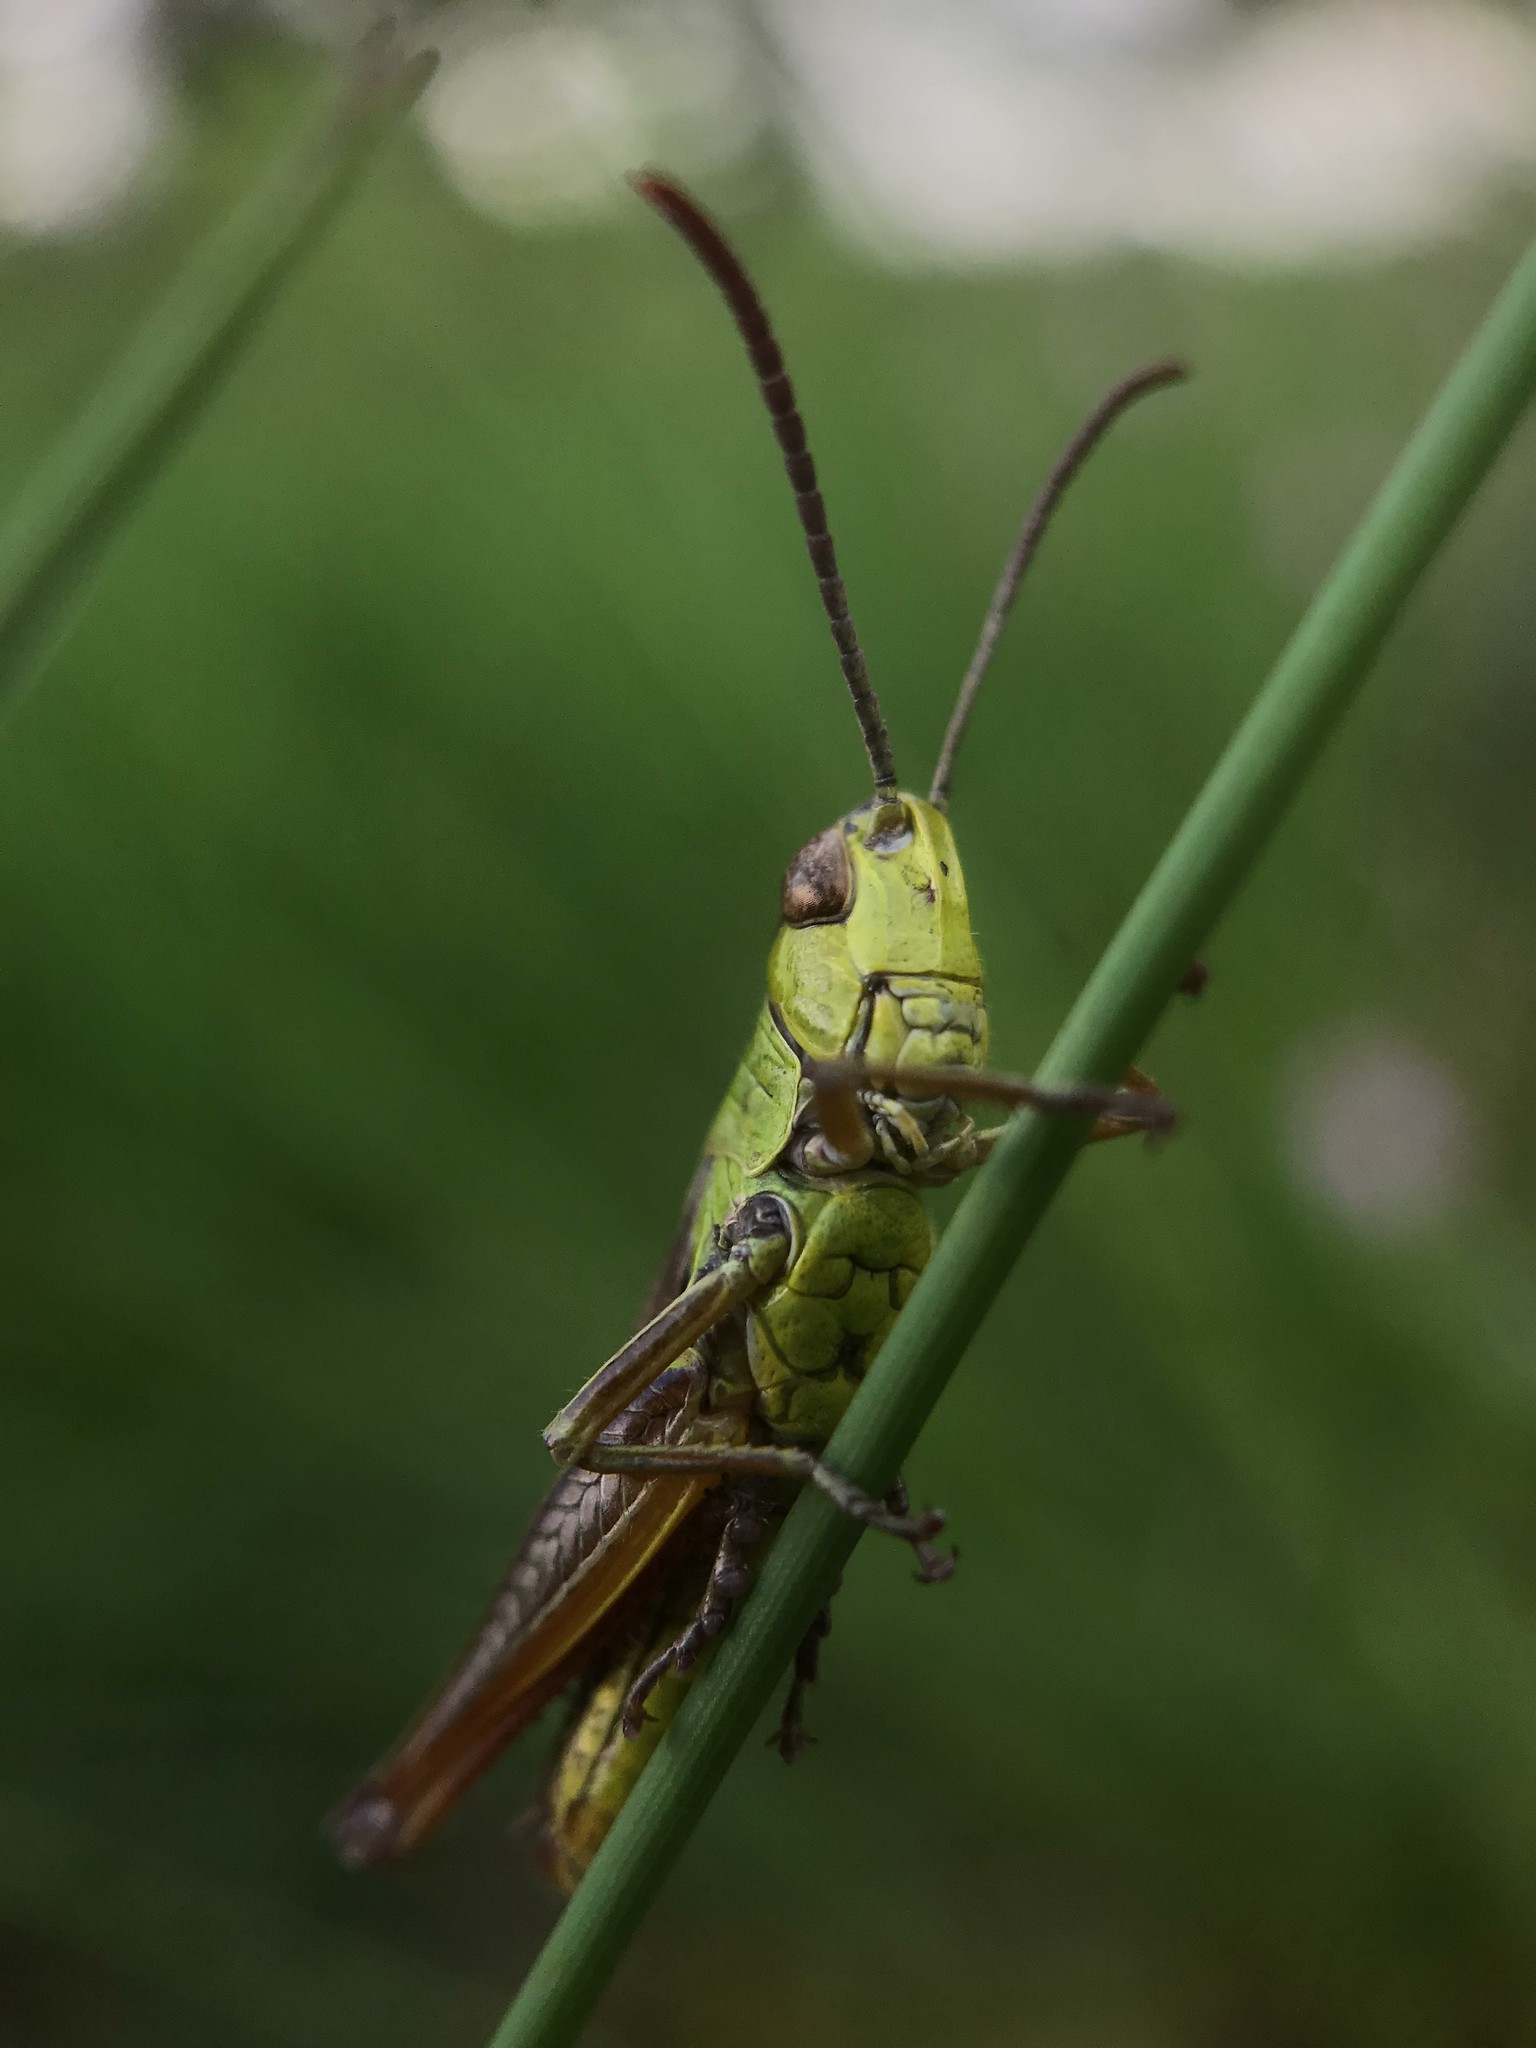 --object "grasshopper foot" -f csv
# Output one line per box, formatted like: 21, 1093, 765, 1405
886, 1476, 957, 1584
773, 1715, 818, 1764
912, 1538, 959, 1585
